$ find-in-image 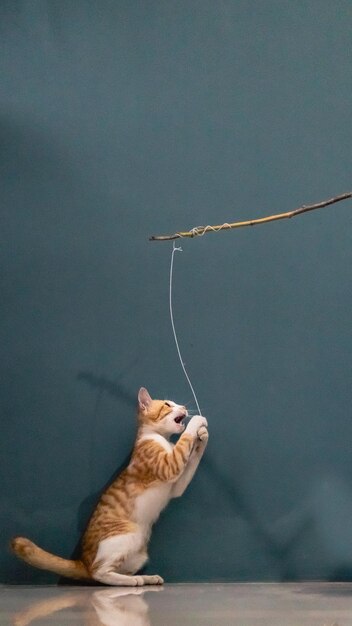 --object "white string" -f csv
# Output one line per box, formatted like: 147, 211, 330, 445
169, 241, 202, 416
182, 223, 233, 238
